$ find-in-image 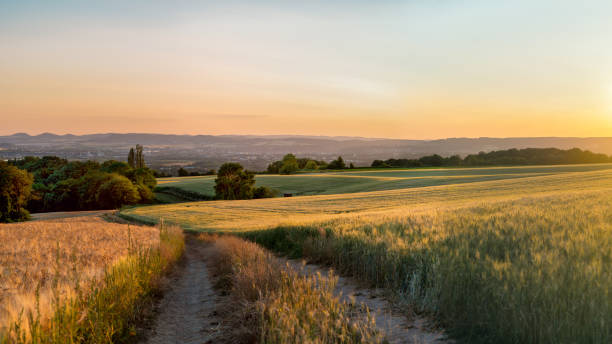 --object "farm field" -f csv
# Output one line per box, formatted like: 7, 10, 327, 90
0, 215, 184, 342
122, 168, 612, 343
155, 163, 612, 198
